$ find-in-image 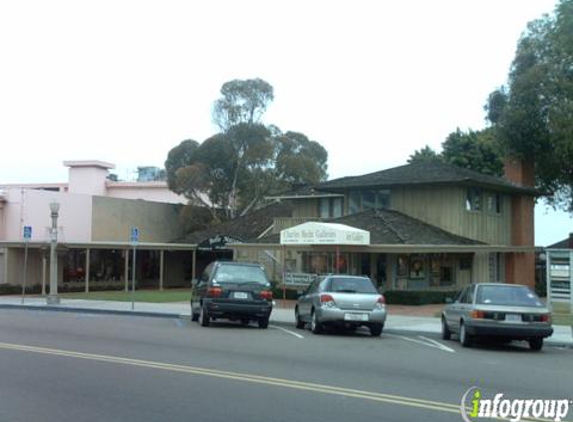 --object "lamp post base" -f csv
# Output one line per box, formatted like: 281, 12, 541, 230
46, 295, 60, 305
